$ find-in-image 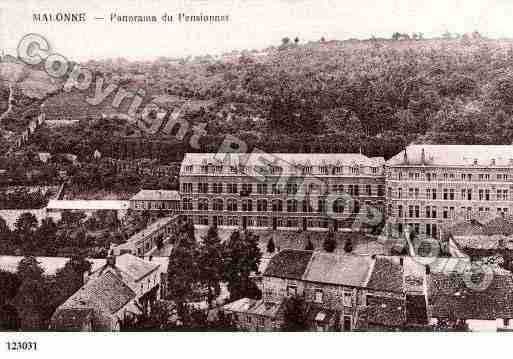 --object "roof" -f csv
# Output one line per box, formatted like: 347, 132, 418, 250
115, 216, 175, 250
47, 199, 129, 210
428, 271, 513, 320
264, 250, 404, 291
223, 298, 284, 318
181, 153, 384, 176
387, 145, 513, 167
59, 271, 135, 314
449, 219, 485, 236
130, 189, 180, 201
92, 254, 159, 282
362, 295, 407, 328
302, 252, 374, 287
263, 249, 313, 280
366, 256, 404, 293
